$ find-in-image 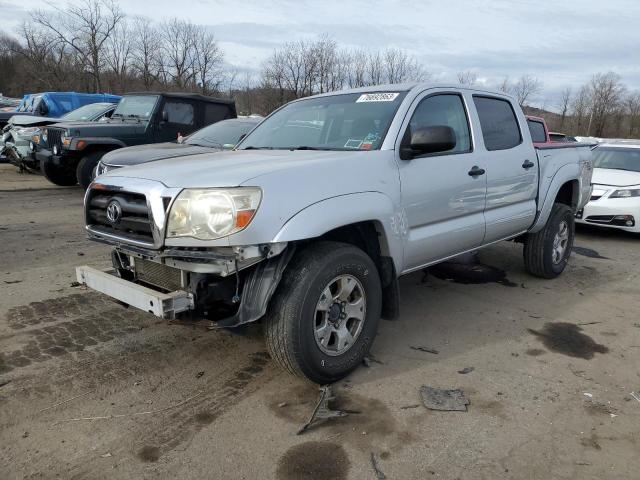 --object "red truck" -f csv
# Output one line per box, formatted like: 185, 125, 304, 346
526, 115, 552, 147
